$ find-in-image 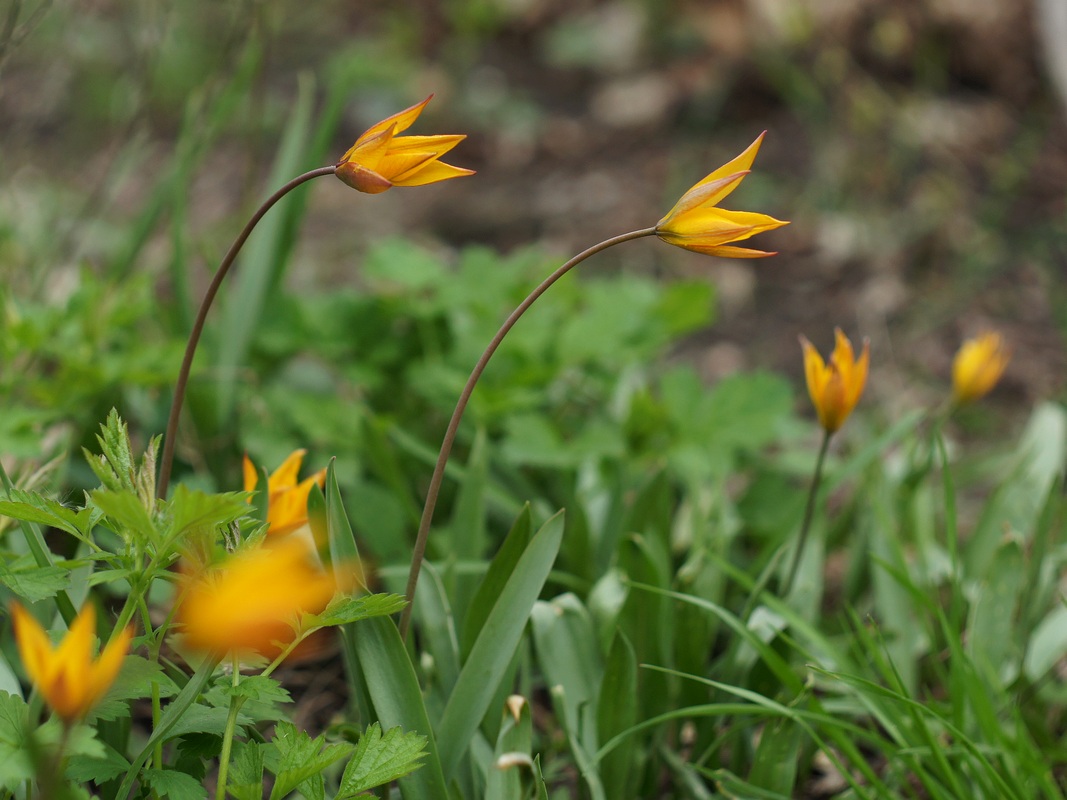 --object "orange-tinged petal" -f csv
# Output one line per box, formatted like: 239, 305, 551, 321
658, 208, 788, 245
340, 125, 396, 172
382, 133, 466, 157
680, 244, 779, 259
658, 171, 749, 224
354, 95, 432, 144
335, 163, 394, 194
391, 159, 478, 187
